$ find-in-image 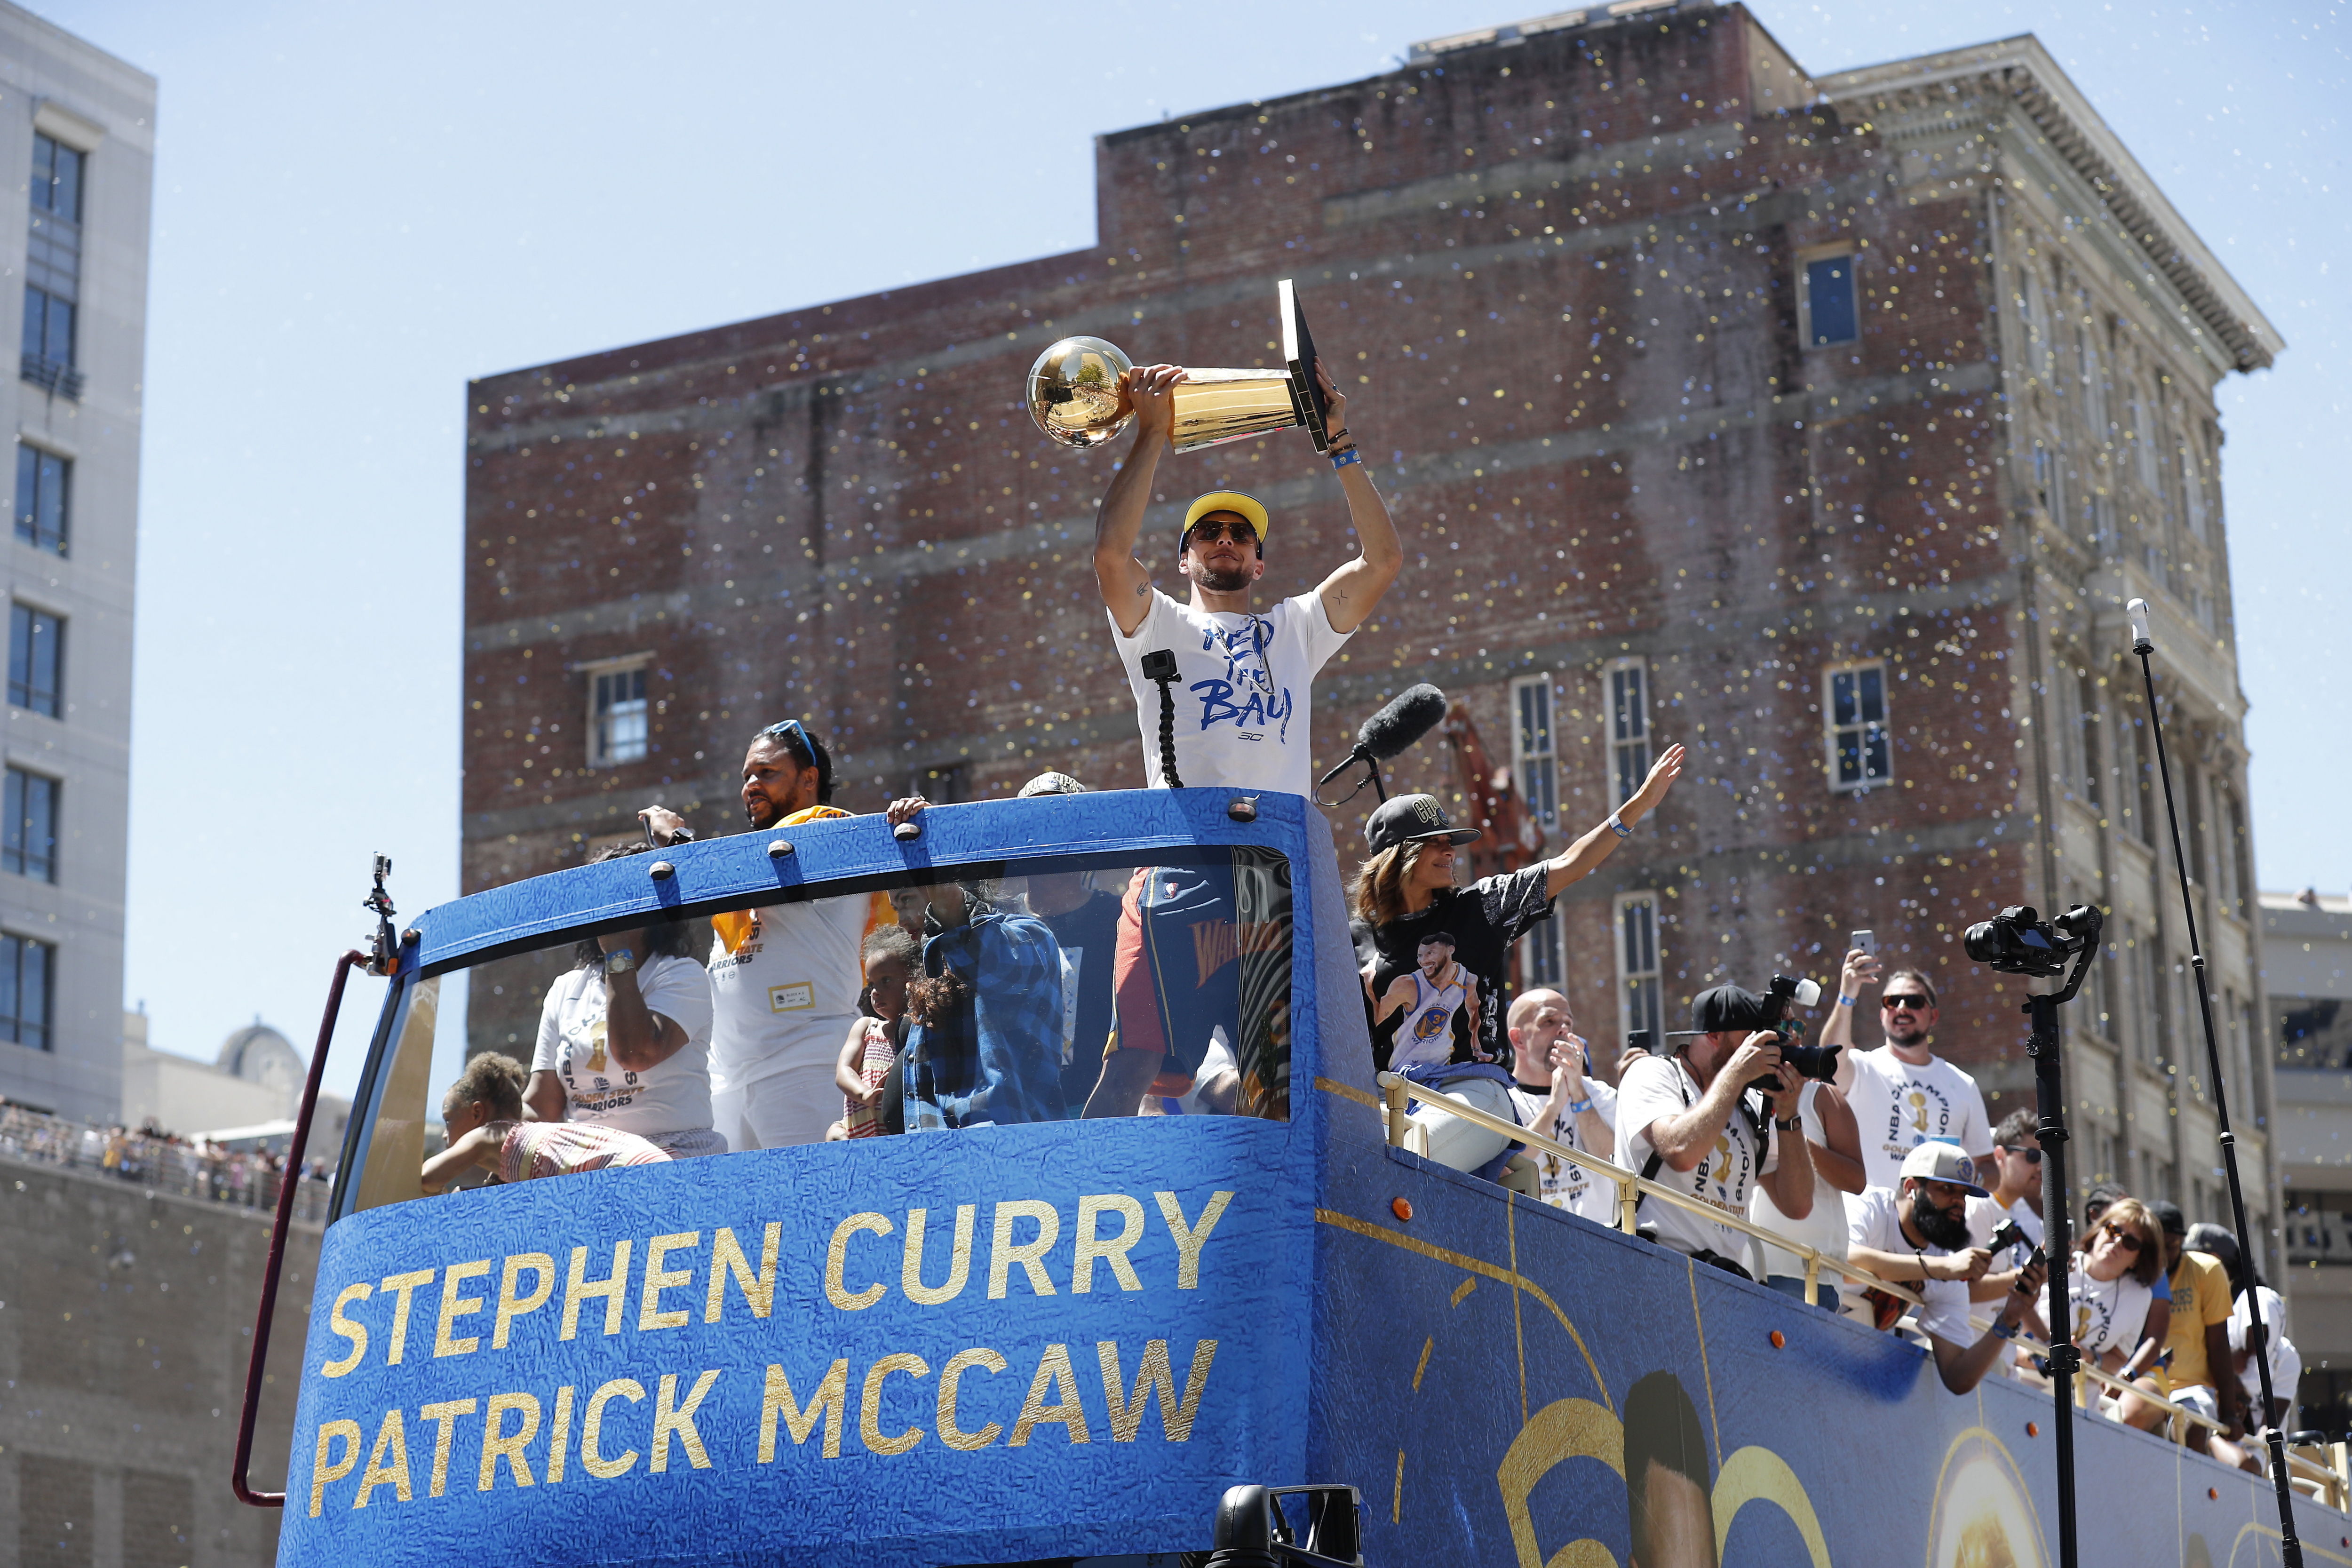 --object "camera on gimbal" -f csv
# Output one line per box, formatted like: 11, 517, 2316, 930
1963, 905, 2101, 978
1763, 973, 1843, 1083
